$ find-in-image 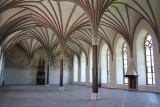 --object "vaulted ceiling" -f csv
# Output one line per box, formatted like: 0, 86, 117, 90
0, 0, 160, 59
